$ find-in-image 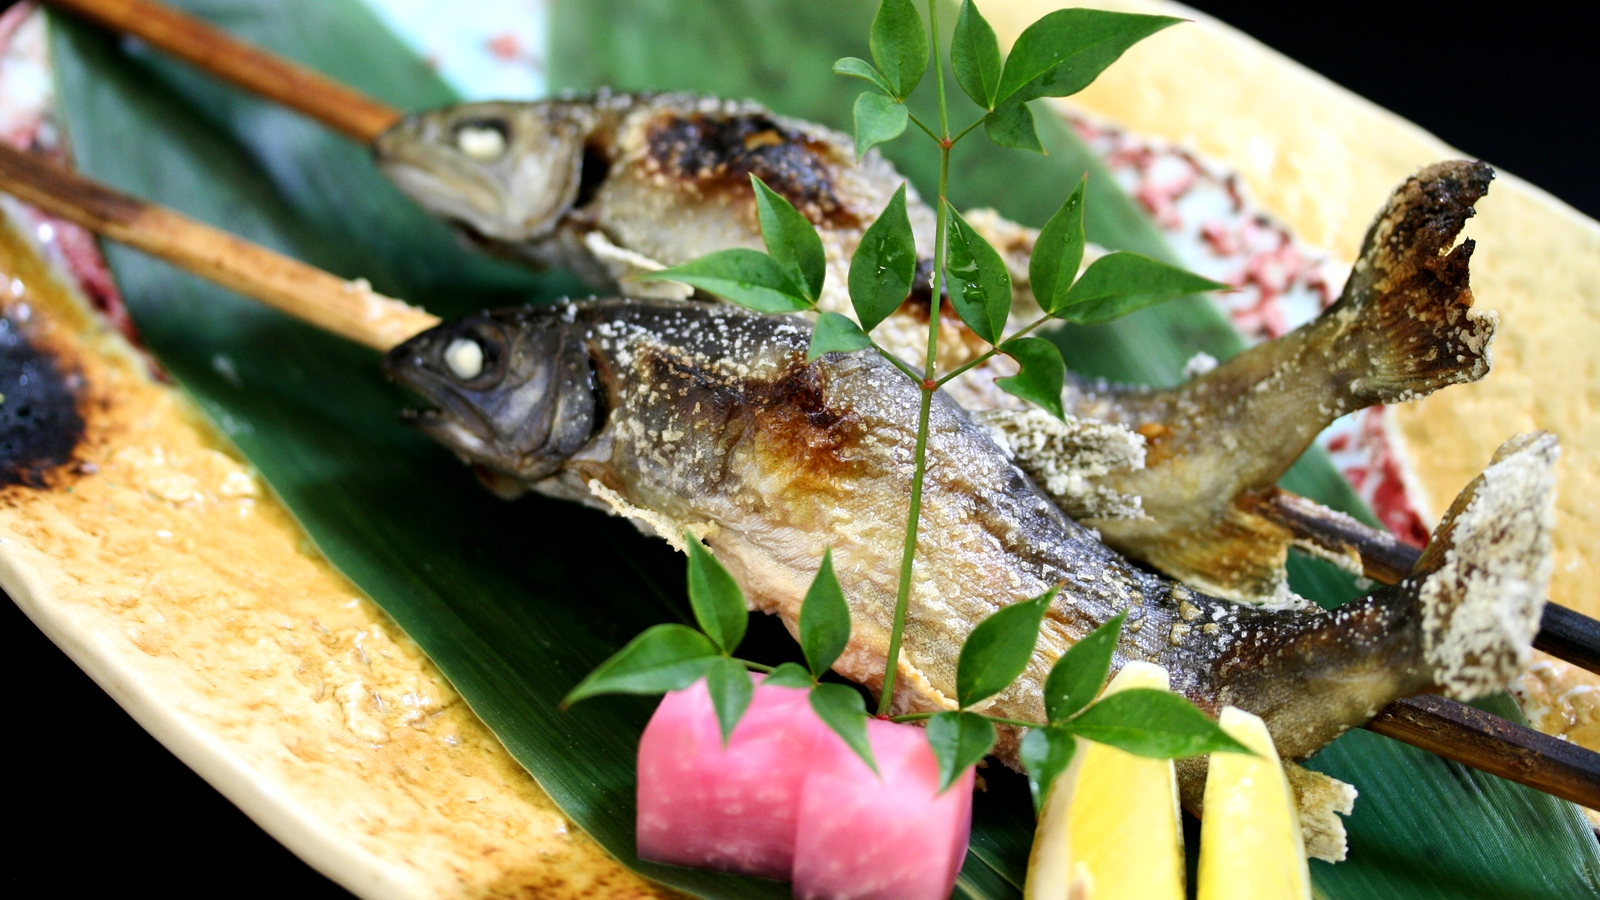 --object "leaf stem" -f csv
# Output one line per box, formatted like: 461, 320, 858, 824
871, 339, 924, 382
737, 659, 775, 673
877, 0, 951, 719
950, 114, 987, 145
906, 110, 940, 141
889, 712, 936, 723
935, 313, 1054, 387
